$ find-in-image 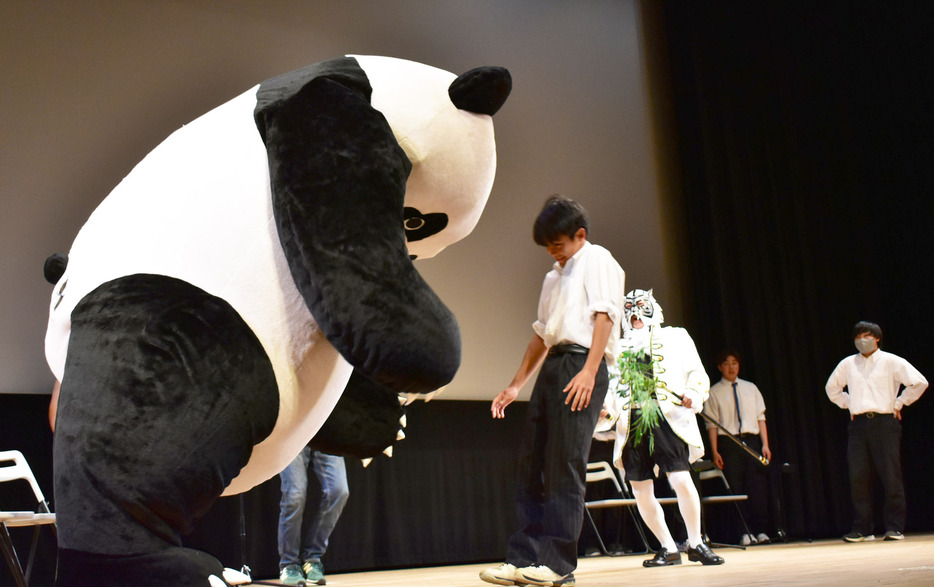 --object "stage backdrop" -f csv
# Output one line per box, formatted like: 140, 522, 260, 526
0, 0, 673, 400
3, 2, 934, 584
